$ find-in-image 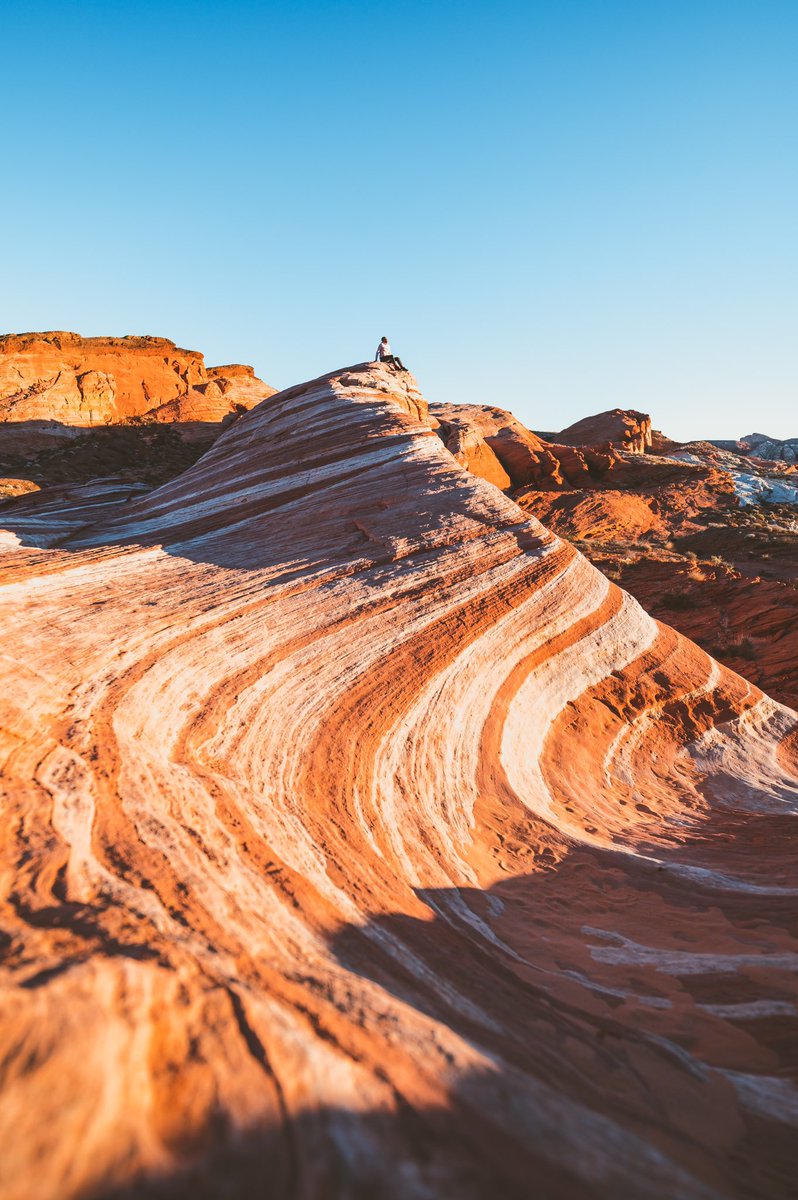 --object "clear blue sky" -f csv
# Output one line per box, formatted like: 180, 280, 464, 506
3, 0, 796, 441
